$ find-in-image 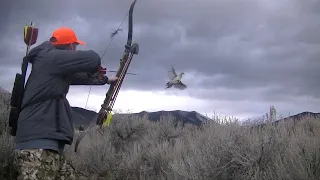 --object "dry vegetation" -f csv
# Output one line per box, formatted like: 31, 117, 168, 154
0, 92, 320, 180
